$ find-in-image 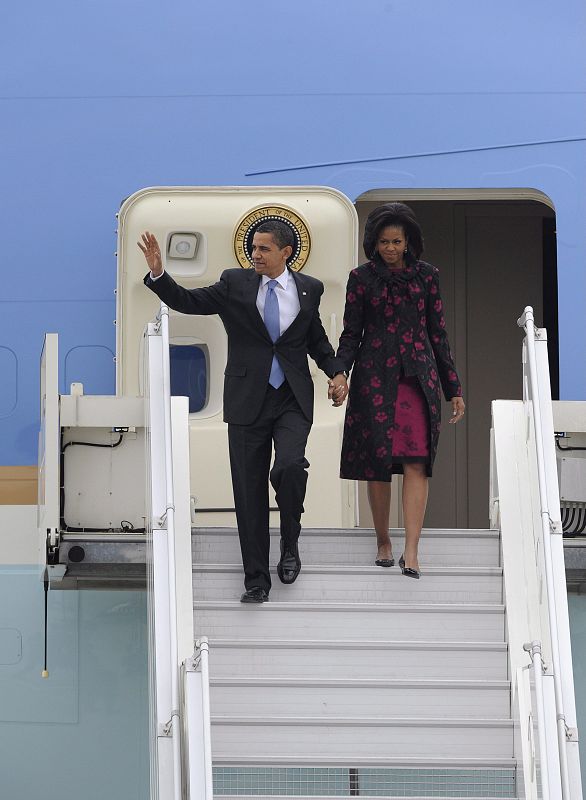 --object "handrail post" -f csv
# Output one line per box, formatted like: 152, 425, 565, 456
517, 307, 572, 799
197, 637, 214, 800
524, 641, 551, 800
183, 639, 214, 800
